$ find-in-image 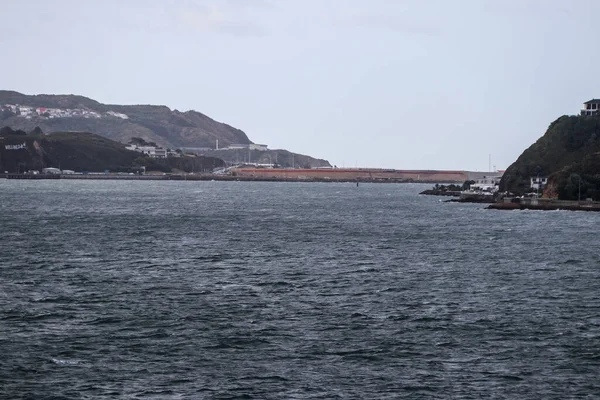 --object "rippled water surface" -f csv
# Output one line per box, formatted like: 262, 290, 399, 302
1, 180, 600, 399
